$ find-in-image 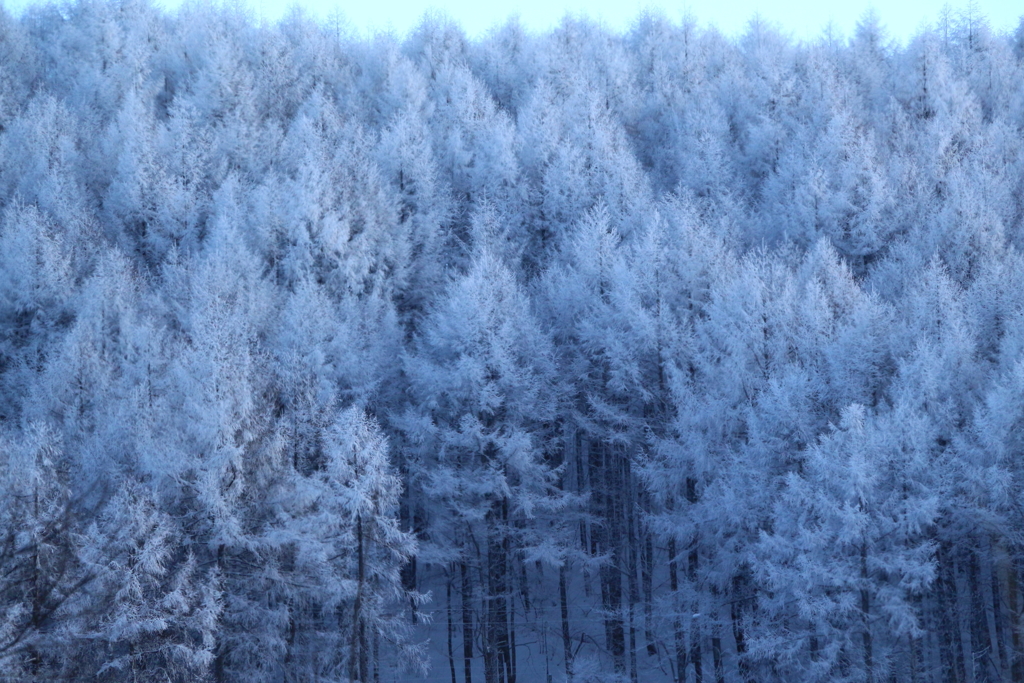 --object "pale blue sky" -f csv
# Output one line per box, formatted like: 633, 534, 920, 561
3, 0, 1022, 43
224, 0, 1017, 42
